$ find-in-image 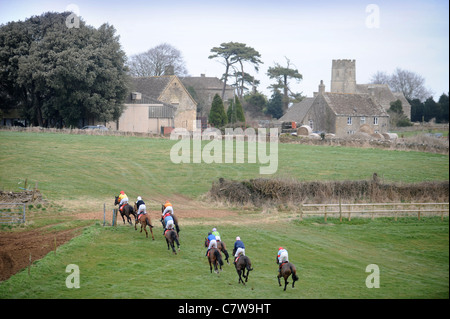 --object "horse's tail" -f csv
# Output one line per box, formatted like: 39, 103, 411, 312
290, 264, 298, 281
146, 217, 153, 228
246, 257, 253, 271
214, 249, 223, 266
